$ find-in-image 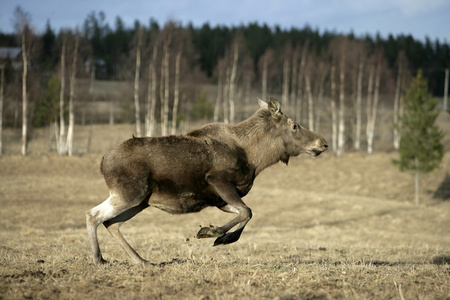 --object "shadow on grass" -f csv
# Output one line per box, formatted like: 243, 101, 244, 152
433, 172, 450, 201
